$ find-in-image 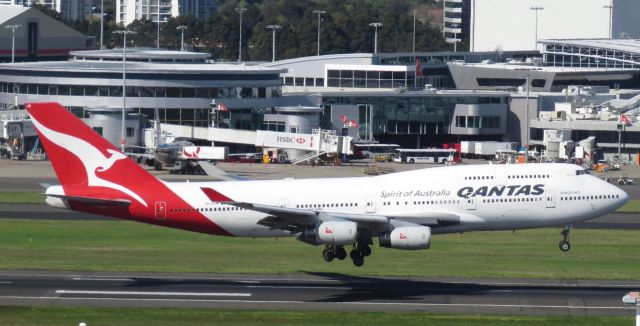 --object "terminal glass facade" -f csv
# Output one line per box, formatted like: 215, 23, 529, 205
326, 69, 414, 89
322, 94, 507, 136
